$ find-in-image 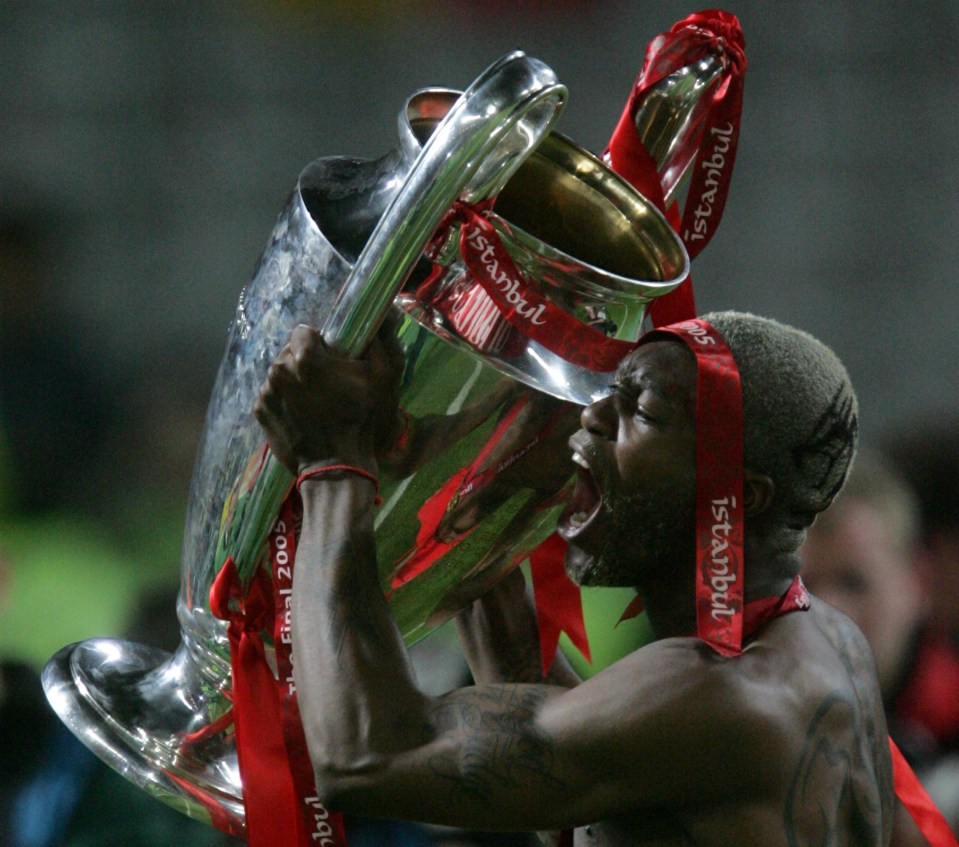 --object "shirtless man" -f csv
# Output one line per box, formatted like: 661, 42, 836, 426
253, 310, 892, 846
